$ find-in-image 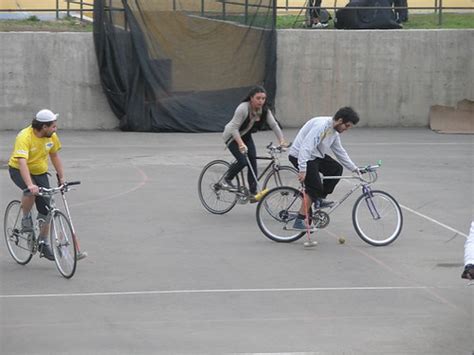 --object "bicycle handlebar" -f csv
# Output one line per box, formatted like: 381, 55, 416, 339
266, 142, 292, 155
23, 181, 81, 196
